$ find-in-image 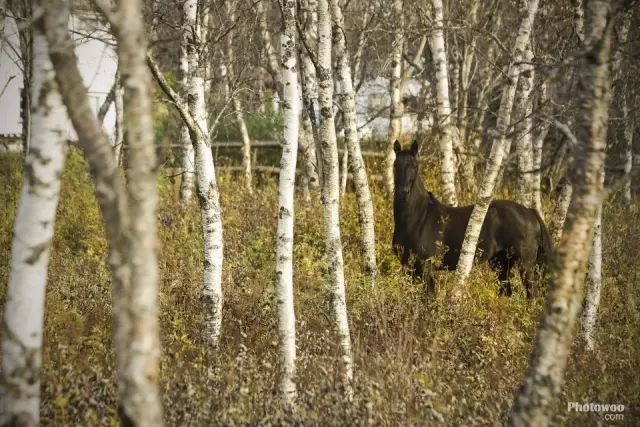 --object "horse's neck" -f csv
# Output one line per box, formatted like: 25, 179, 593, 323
396, 176, 436, 228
